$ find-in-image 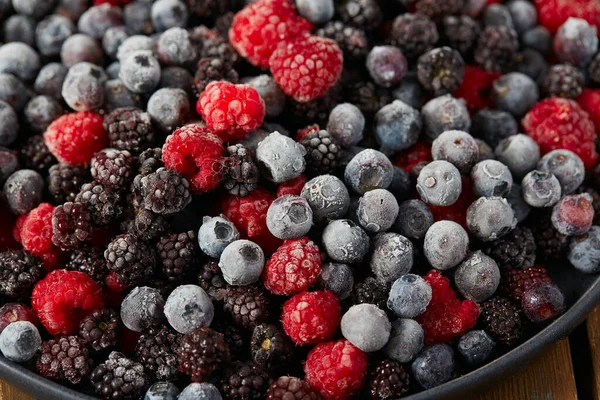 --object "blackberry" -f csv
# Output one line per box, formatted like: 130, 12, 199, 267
177, 327, 231, 382
121, 209, 170, 242
265, 376, 321, 400
316, 21, 369, 60
480, 297, 524, 347
185, 0, 242, 18
530, 212, 569, 260
79, 308, 121, 351
369, 359, 410, 400
501, 266, 552, 302
66, 246, 109, 284
157, 231, 200, 282
300, 129, 342, 174
91, 149, 134, 190
223, 144, 259, 197
194, 57, 239, 97
442, 15, 480, 57
482, 227, 536, 270
190, 26, 239, 64
104, 107, 155, 156
344, 81, 392, 115
221, 361, 272, 400
338, 0, 382, 32
90, 351, 149, 399
588, 52, 600, 84
135, 325, 182, 381
36, 336, 92, 384
390, 13, 439, 60
0, 250, 43, 299
104, 234, 156, 286
475, 26, 519, 73
415, 0, 465, 20
352, 276, 389, 311
20, 135, 56, 174
51, 202, 93, 250
137, 167, 192, 215
75, 182, 124, 226
215, 12, 235, 37
542, 63, 584, 98
138, 147, 164, 177
223, 285, 270, 330
417, 47, 465, 96
198, 259, 228, 301
250, 324, 294, 372
47, 163, 89, 204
